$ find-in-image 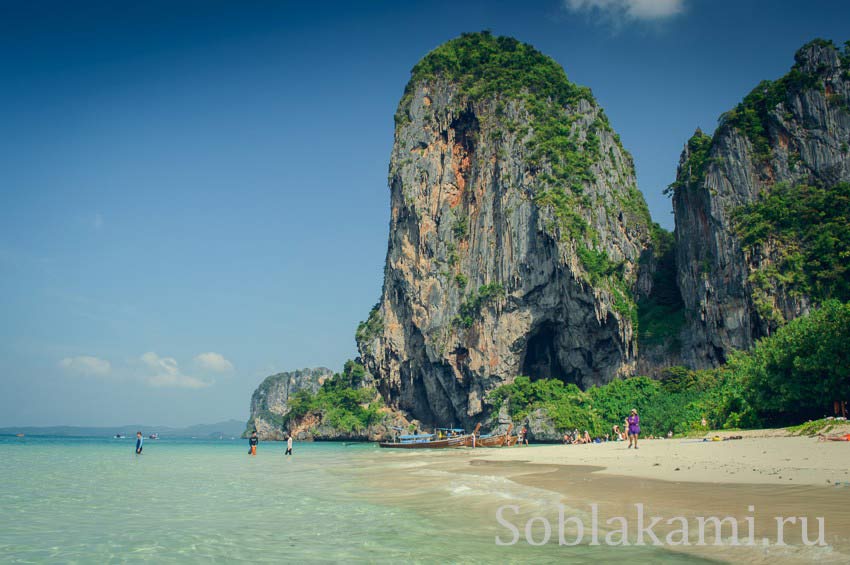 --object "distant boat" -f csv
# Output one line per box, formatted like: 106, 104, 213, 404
15, 433, 24, 438
149, 433, 159, 440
